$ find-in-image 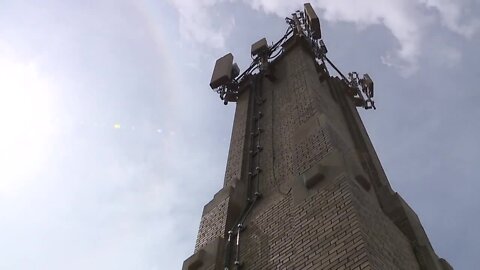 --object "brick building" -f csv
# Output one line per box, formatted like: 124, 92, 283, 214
183, 4, 452, 270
